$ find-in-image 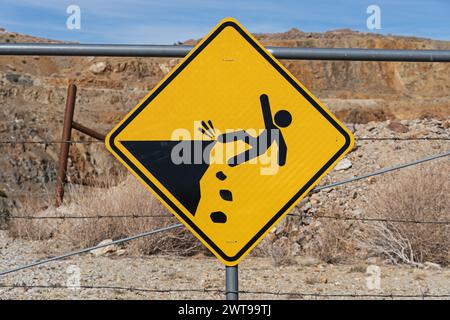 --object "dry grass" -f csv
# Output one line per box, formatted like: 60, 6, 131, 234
267, 240, 297, 266
9, 174, 203, 256
307, 218, 358, 264
304, 275, 320, 285
413, 269, 427, 281
304, 273, 328, 285
358, 162, 449, 266
348, 264, 367, 273
8, 161, 448, 264
8, 195, 54, 240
